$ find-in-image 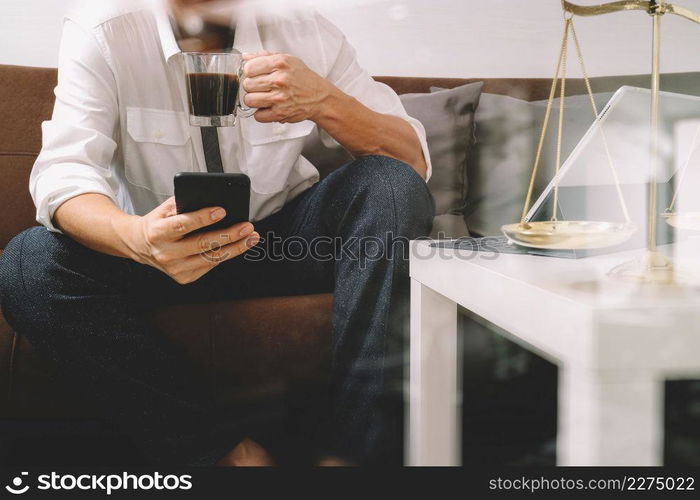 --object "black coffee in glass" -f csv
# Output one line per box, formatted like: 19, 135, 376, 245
183, 51, 252, 127
187, 72, 240, 117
